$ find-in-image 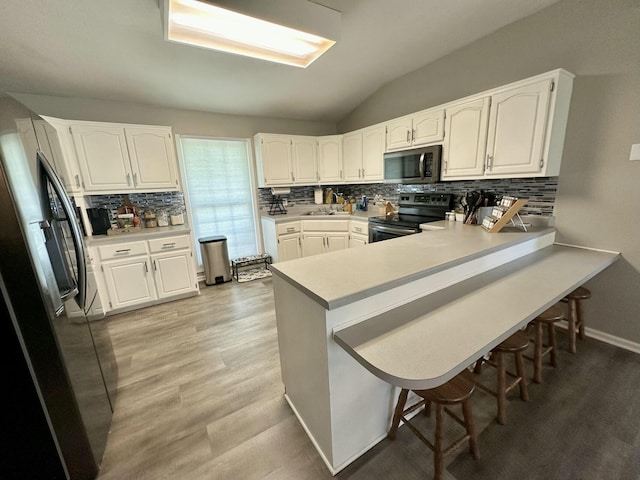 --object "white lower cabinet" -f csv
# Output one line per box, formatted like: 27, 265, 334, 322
102, 256, 157, 310
301, 219, 349, 257
278, 233, 303, 262
94, 234, 198, 313
349, 219, 369, 247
